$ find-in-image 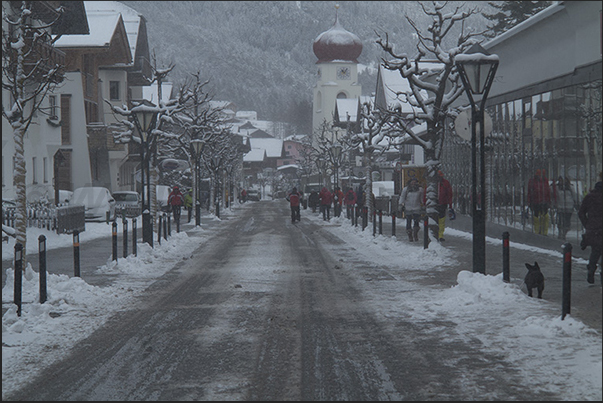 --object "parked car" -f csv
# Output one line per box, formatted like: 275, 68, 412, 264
71, 187, 116, 222
112, 191, 141, 217
246, 189, 261, 201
